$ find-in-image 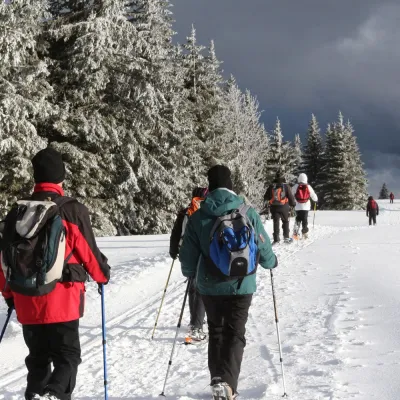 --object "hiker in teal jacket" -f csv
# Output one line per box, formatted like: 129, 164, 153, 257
179, 165, 277, 400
